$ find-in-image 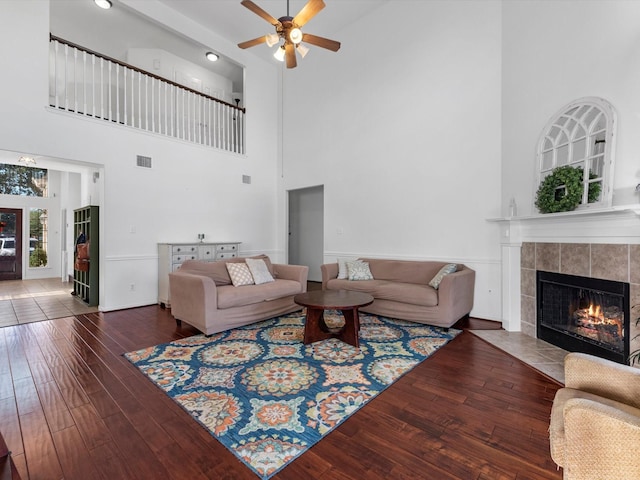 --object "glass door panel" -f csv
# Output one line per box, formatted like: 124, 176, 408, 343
0, 208, 22, 280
